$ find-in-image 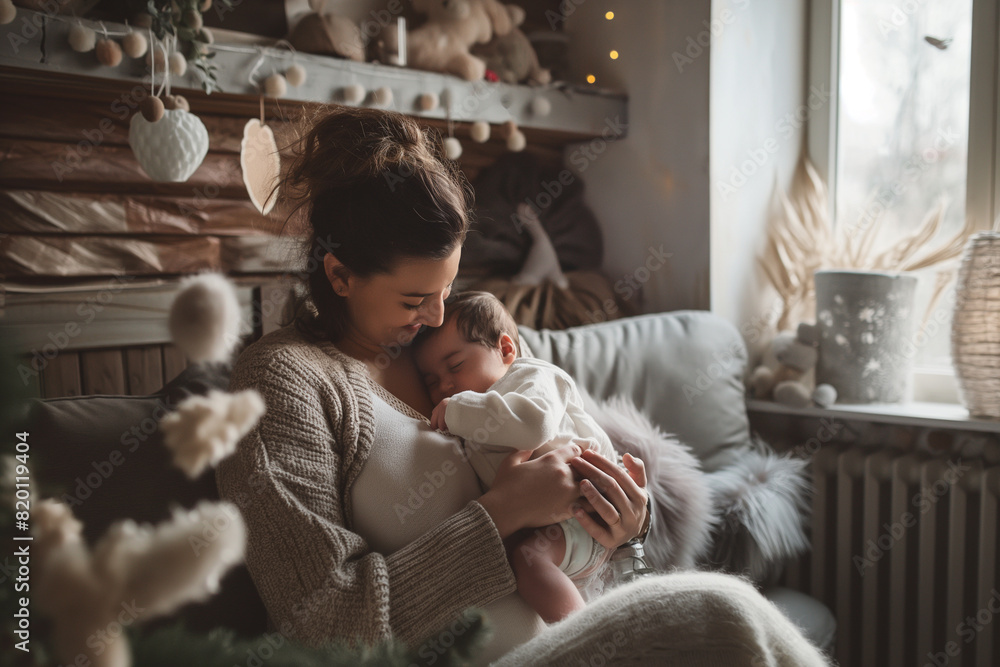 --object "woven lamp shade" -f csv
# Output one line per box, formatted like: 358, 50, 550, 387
952, 232, 1000, 418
